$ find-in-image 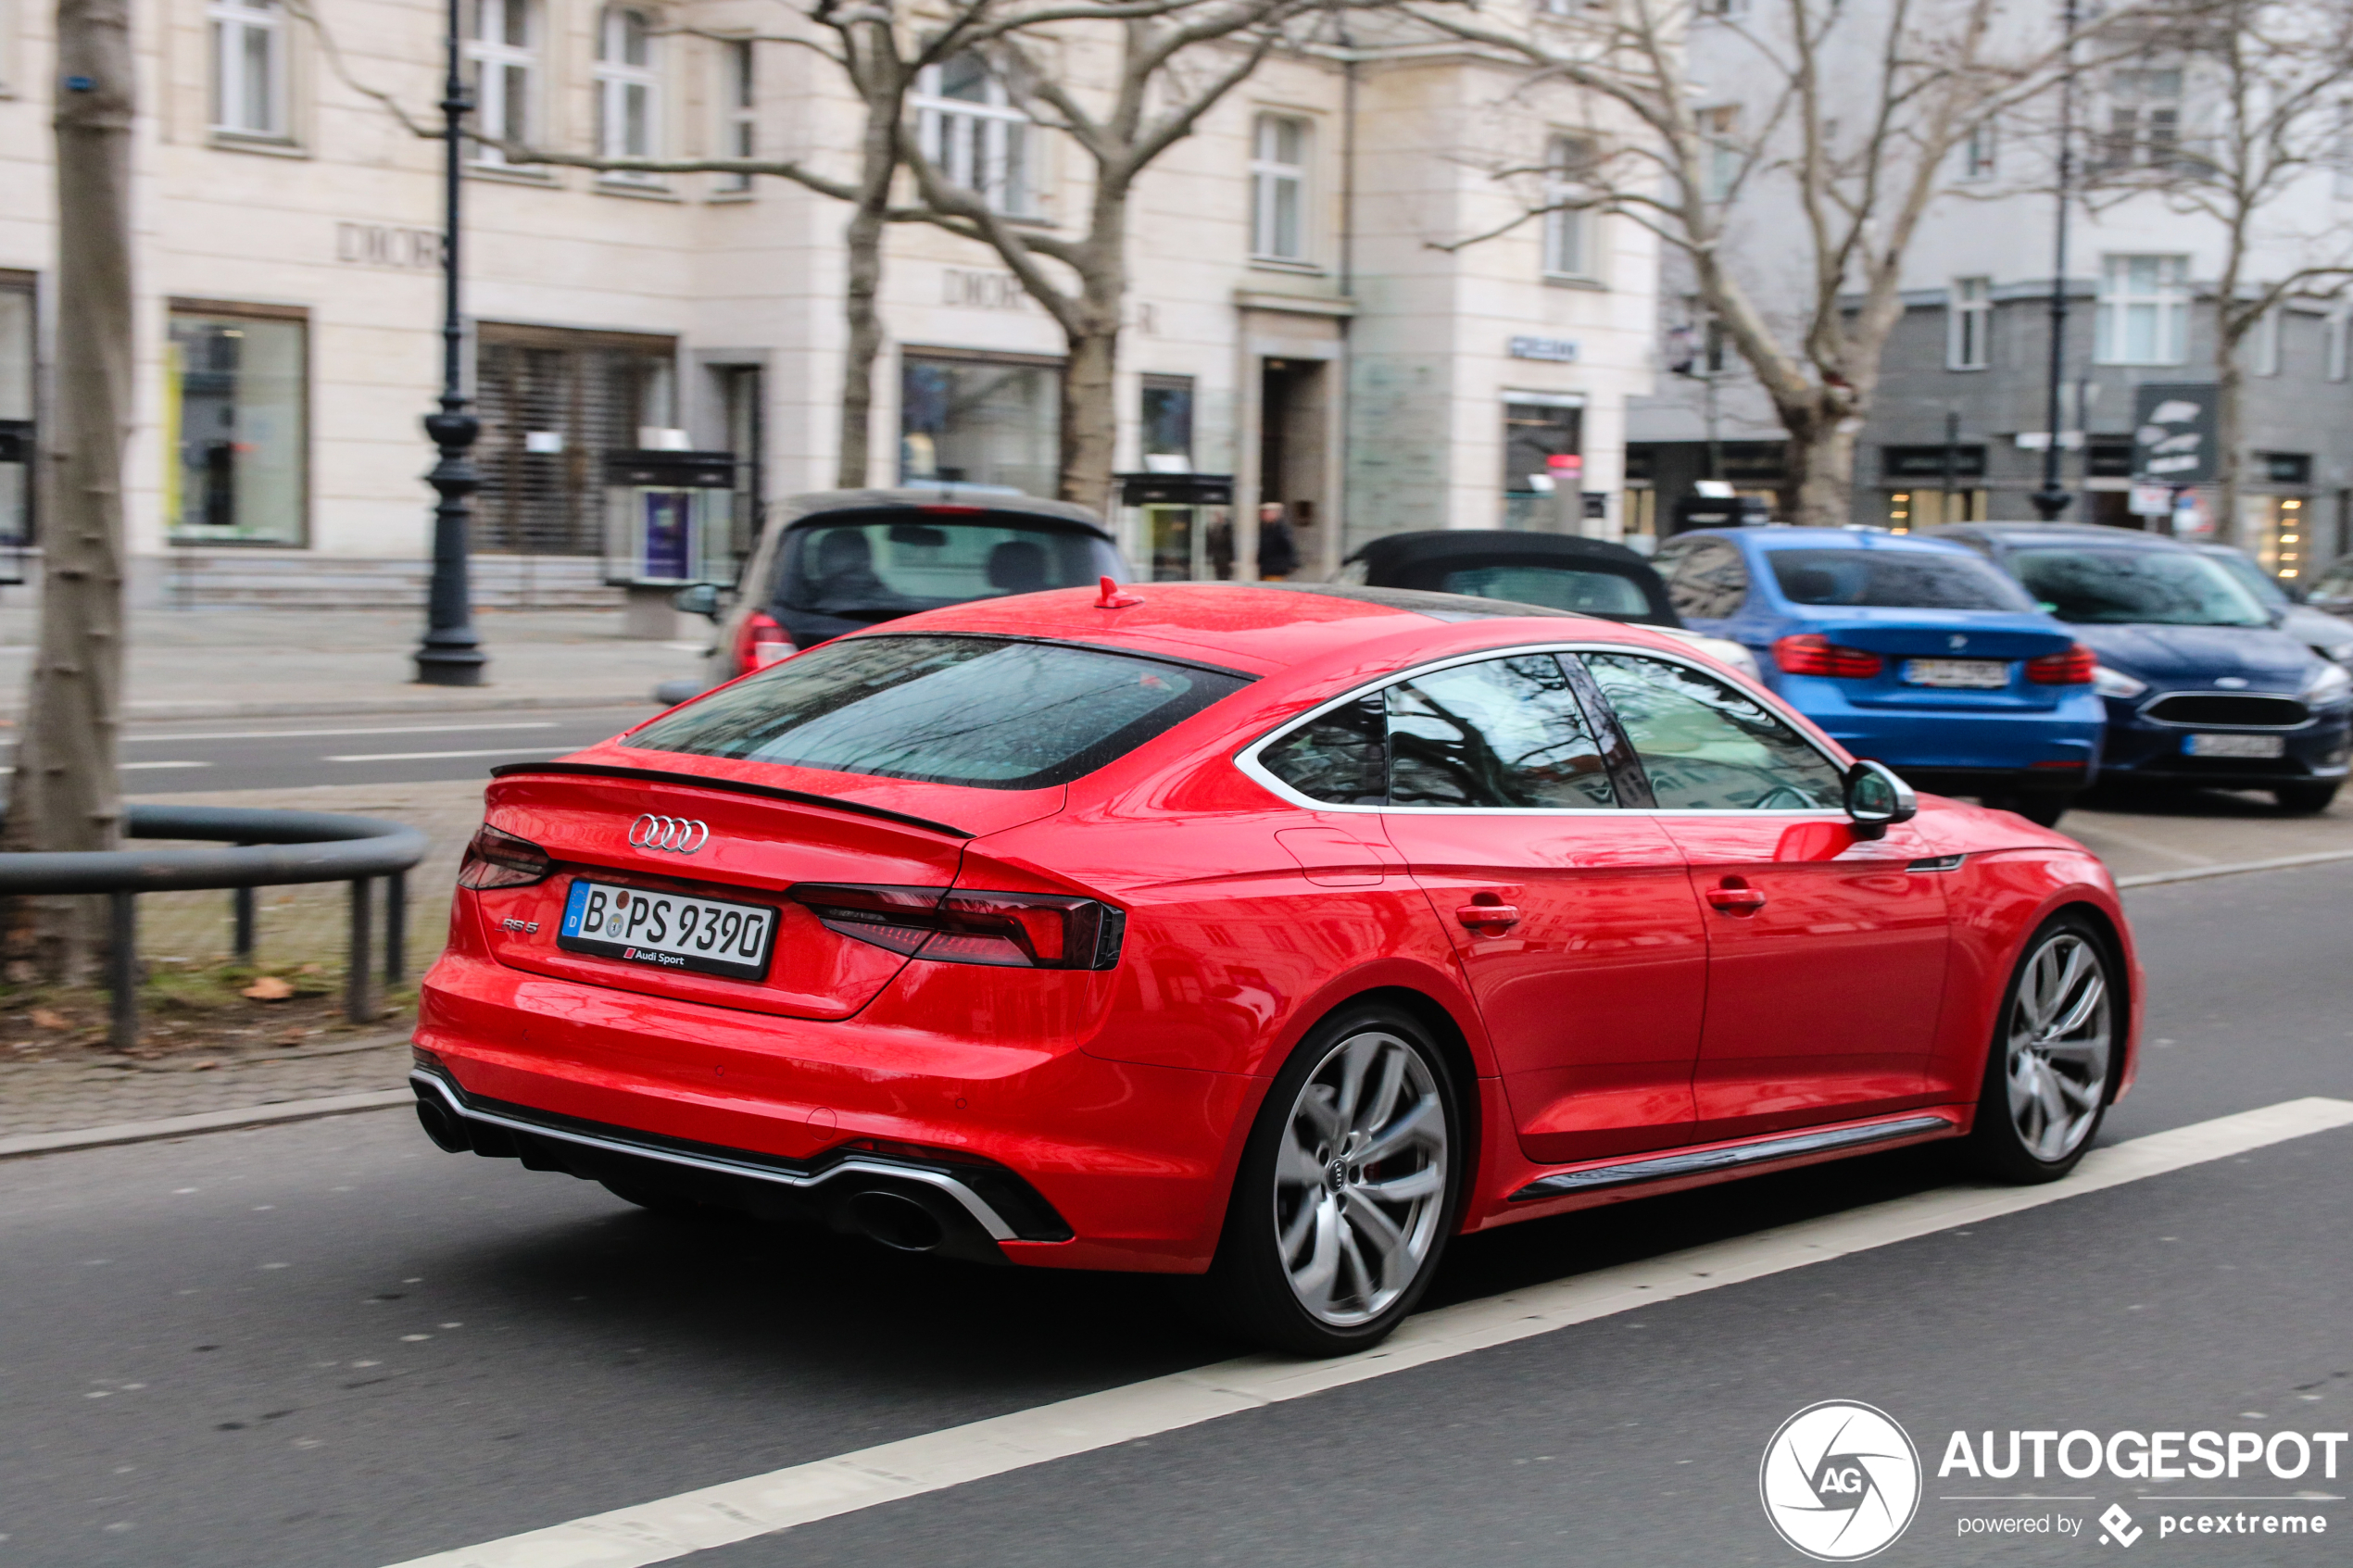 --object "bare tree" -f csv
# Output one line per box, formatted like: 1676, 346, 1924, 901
1414, 0, 2148, 527
1, 0, 136, 983
2078, 0, 2353, 545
